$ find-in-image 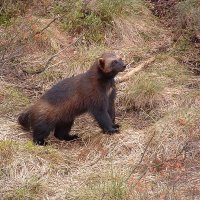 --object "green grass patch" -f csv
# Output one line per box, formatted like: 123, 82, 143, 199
24, 141, 65, 165
0, 140, 18, 167
173, 37, 193, 53
5, 86, 29, 106
175, 0, 200, 36
0, 14, 12, 26
120, 72, 164, 111
66, 170, 127, 200
0, 0, 29, 26
147, 55, 191, 86
39, 70, 63, 82
54, 0, 142, 43
5, 176, 44, 200
0, 86, 30, 115
66, 44, 108, 75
